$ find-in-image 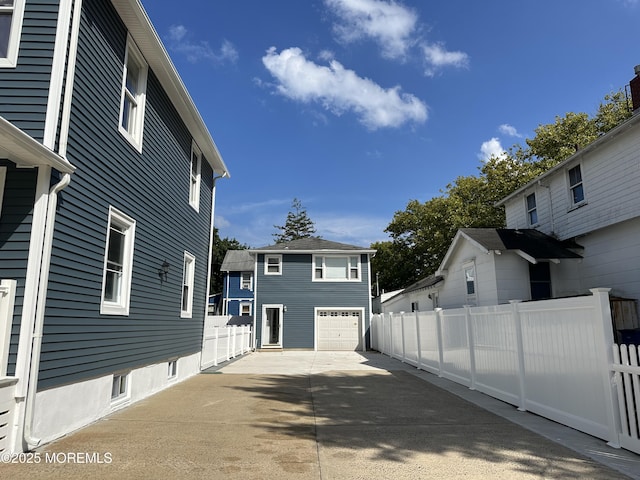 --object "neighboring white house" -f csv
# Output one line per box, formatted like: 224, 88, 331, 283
383, 68, 640, 315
